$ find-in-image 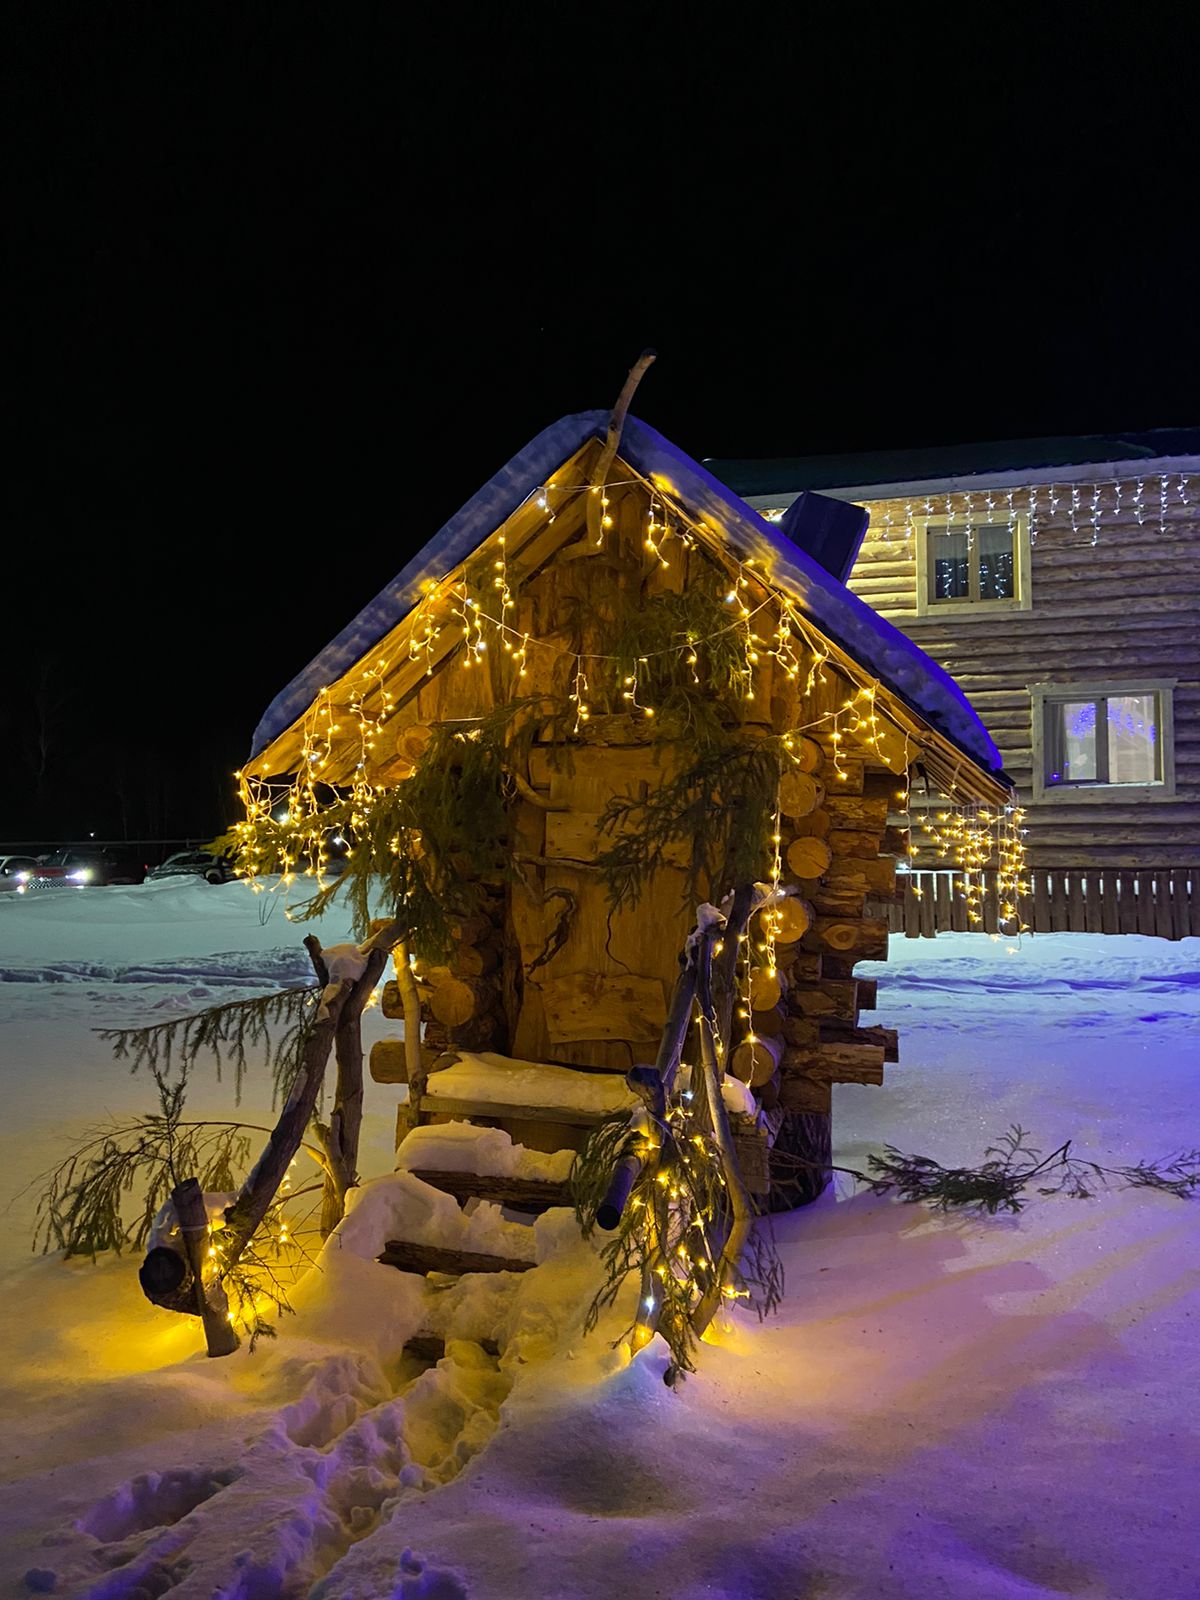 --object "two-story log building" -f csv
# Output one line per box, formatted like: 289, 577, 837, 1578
711, 430, 1200, 937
